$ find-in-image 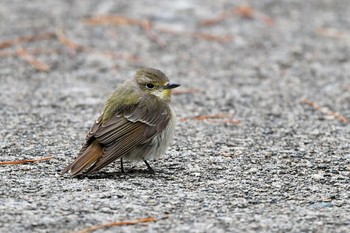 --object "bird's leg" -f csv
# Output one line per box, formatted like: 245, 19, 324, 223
120, 157, 125, 173
143, 160, 155, 174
